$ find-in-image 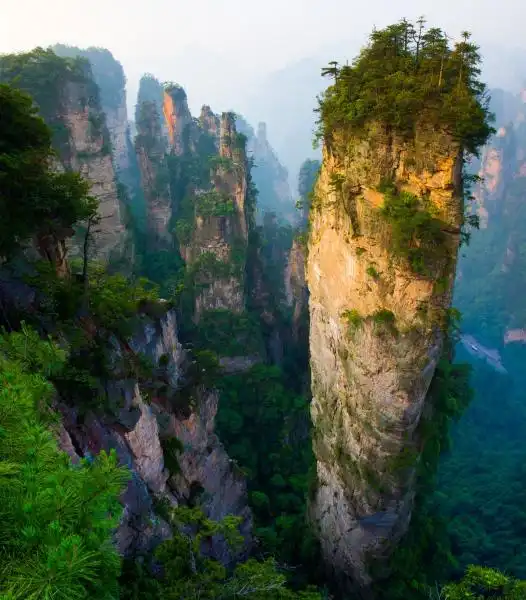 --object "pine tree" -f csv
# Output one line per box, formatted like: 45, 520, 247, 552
0, 328, 129, 599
